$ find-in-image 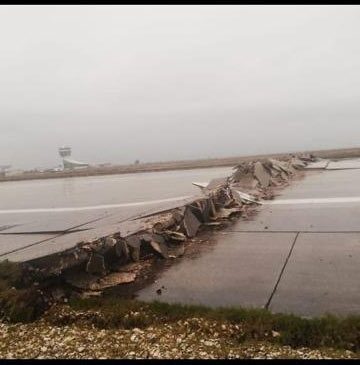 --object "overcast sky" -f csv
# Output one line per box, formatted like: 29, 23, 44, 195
1, 5, 360, 169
